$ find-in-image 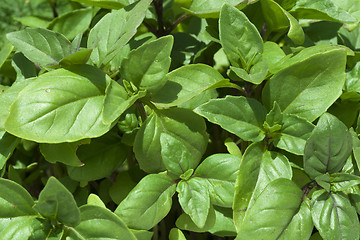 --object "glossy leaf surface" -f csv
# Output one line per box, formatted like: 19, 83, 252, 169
274, 115, 314, 155
33, 177, 80, 227
48, 8, 93, 40
7, 28, 72, 67
88, 0, 152, 65
5, 65, 112, 143
311, 190, 360, 240
70, 205, 137, 240
39, 139, 90, 167
71, 0, 128, 9
233, 144, 292, 228
304, 113, 353, 179
0, 131, 19, 169
194, 154, 241, 207
278, 199, 313, 240
261, 0, 304, 45
219, 3, 263, 68
290, 0, 357, 24
0, 178, 35, 217
185, 0, 247, 18
262, 46, 347, 122
152, 64, 225, 107
235, 178, 303, 239
194, 96, 266, 142
120, 36, 173, 94
160, 133, 198, 177
102, 79, 145, 124
177, 177, 210, 228
115, 174, 176, 230
67, 133, 127, 181
134, 108, 208, 173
